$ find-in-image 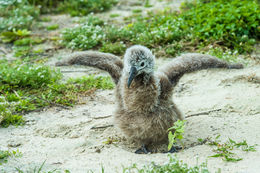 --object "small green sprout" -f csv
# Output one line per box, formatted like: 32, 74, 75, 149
46, 24, 59, 31
168, 120, 186, 151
